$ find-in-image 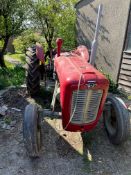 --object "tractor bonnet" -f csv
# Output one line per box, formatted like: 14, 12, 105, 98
54, 49, 109, 132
